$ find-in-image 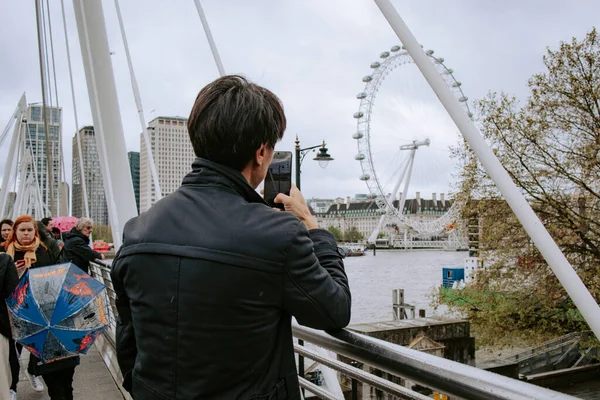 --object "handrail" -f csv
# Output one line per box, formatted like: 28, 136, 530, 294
89, 261, 577, 400
293, 327, 577, 400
